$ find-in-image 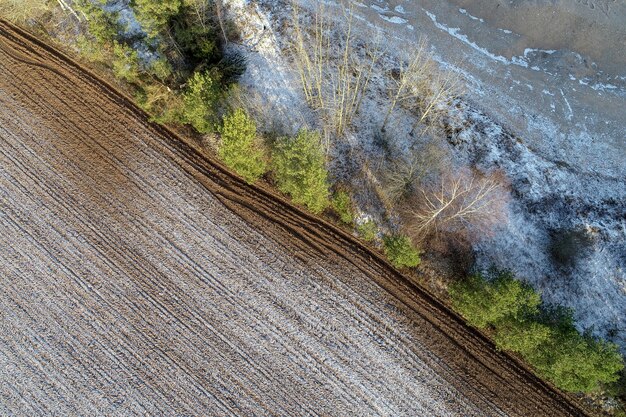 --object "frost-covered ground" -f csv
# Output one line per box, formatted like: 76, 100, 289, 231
223, 0, 626, 351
